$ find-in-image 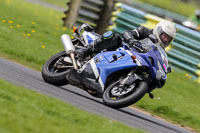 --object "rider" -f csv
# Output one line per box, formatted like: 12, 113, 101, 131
76, 21, 176, 57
